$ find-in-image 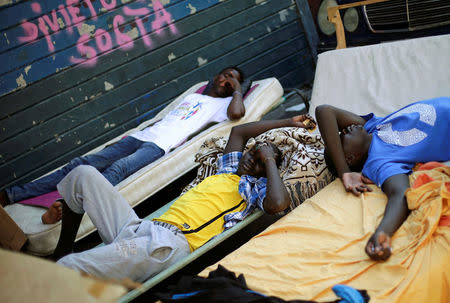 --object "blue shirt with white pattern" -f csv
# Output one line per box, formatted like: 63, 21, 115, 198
362, 97, 450, 187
